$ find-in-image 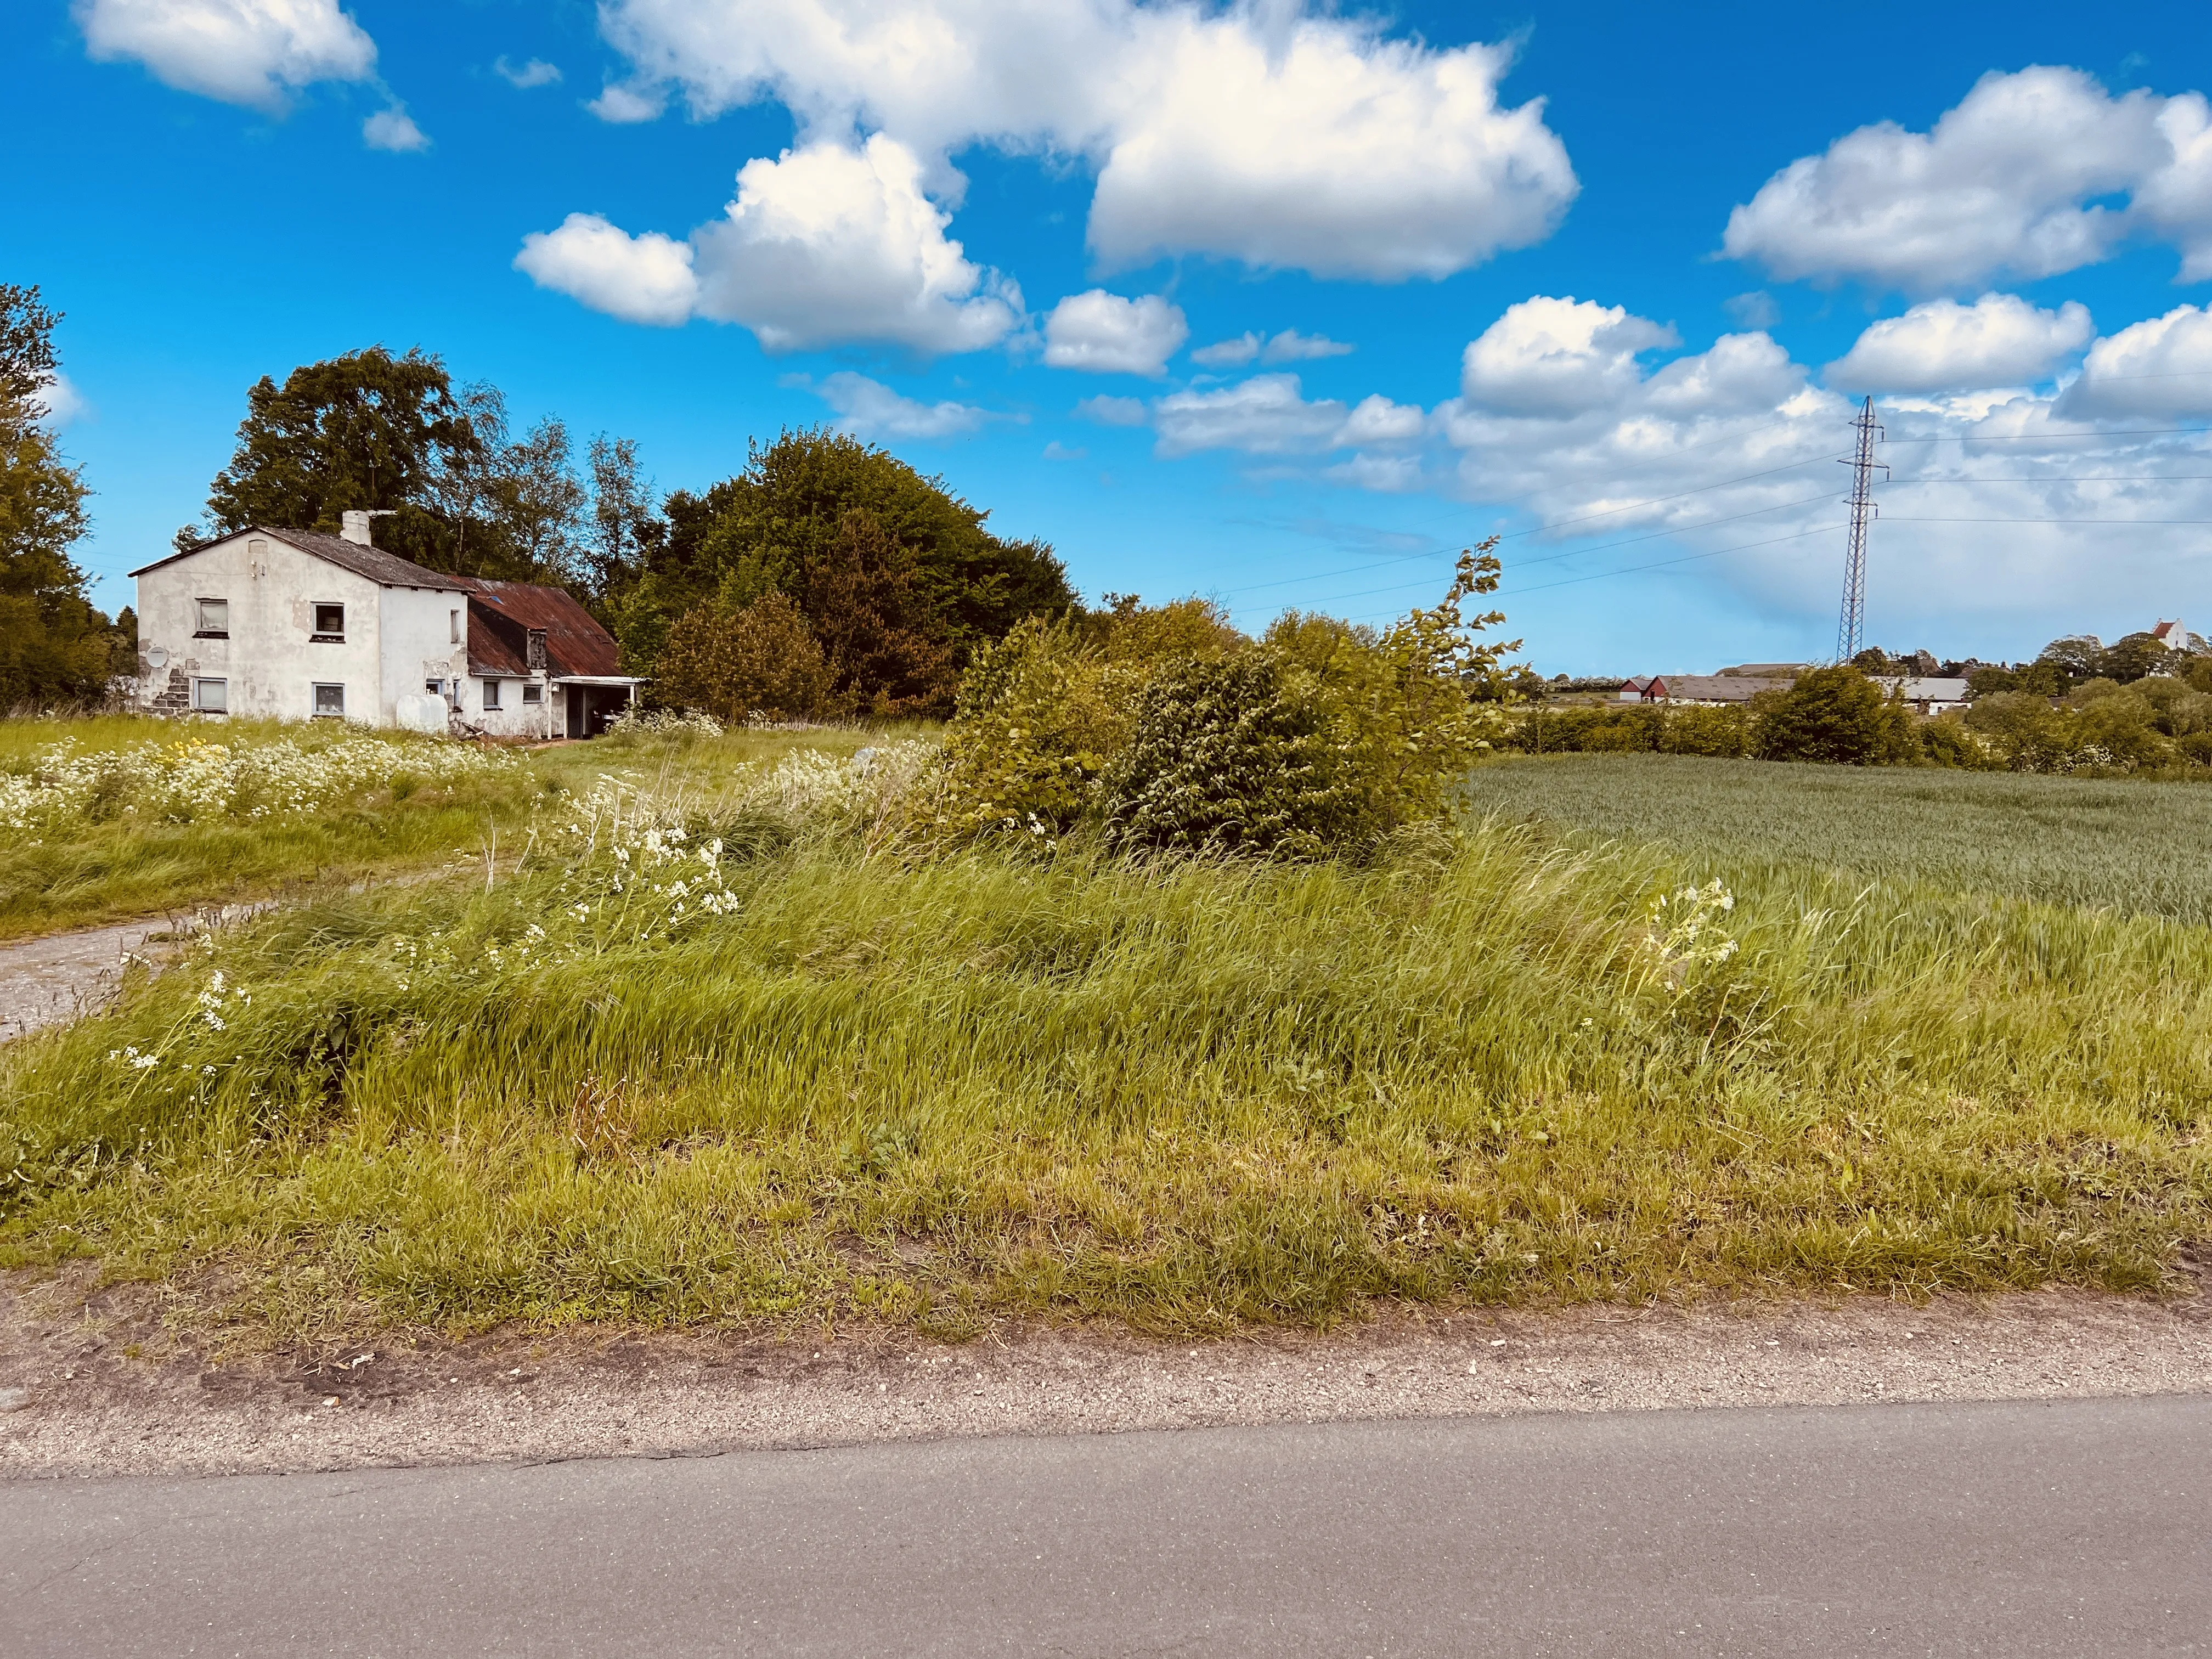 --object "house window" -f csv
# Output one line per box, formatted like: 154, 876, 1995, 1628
312, 602, 345, 640
313, 683, 346, 719
425, 679, 443, 697
194, 598, 228, 637
522, 682, 543, 704
190, 678, 227, 713
450, 609, 462, 645
482, 679, 502, 710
